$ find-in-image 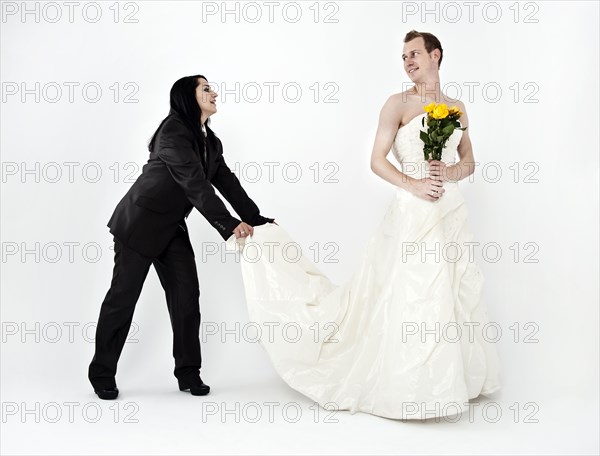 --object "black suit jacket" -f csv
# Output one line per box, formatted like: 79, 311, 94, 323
107, 112, 273, 258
